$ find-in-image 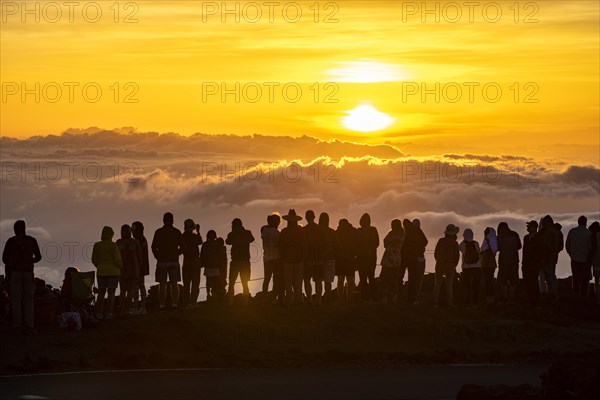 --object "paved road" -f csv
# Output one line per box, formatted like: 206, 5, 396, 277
0, 365, 545, 400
